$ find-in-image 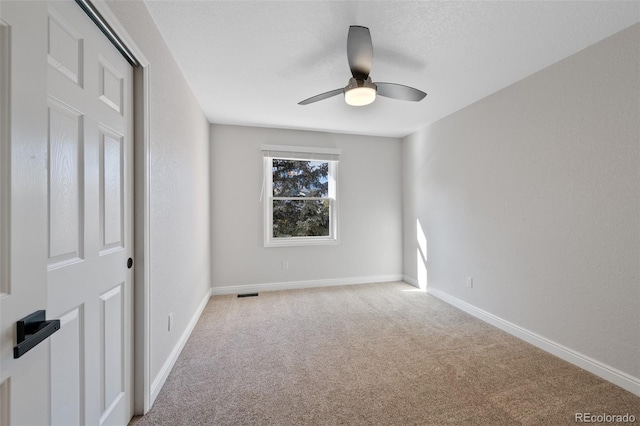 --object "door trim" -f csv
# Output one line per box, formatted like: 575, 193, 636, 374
85, 0, 152, 415
0, 18, 10, 299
